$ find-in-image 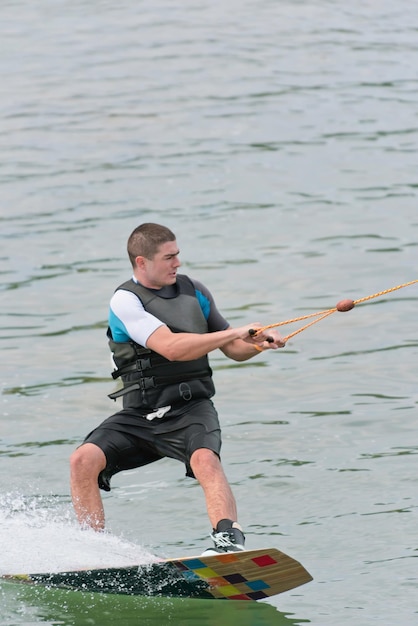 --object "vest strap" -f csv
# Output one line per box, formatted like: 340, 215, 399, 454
108, 369, 212, 401
111, 357, 152, 379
